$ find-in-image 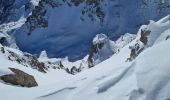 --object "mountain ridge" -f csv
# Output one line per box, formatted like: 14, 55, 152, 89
1, 0, 170, 61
